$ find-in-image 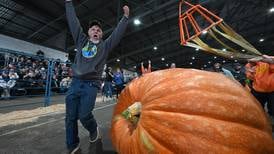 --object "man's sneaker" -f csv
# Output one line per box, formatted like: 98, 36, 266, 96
89, 127, 101, 143
67, 144, 80, 154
